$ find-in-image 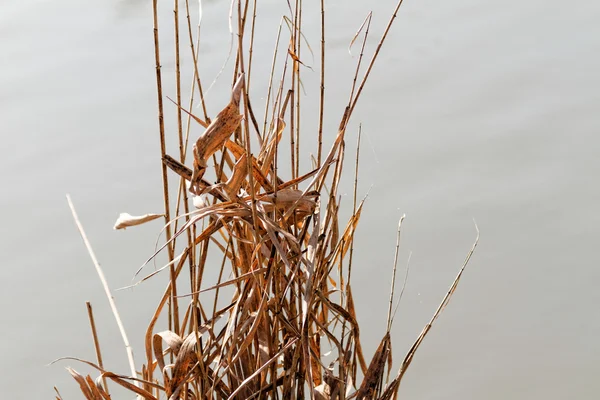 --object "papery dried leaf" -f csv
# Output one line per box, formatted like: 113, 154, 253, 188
348, 12, 372, 56
262, 188, 318, 214
356, 333, 391, 400
224, 139, 274, 192
56, 357, 160, 399
288, 46, 312, 70
166, 96, 208, 127
153, 330, 184, 375
347, 285, 368, 375
225, 153, 248, 199
258, 117, 285, 168
113, 213, 163, 230
67, 368, 94, 400
193, 104, 243, 162
339, 200, 364, 260
191, 75, 245, 189
169, 332, 199, 393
